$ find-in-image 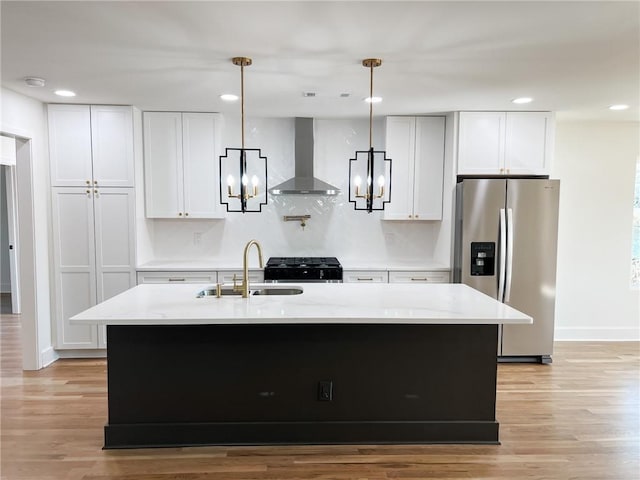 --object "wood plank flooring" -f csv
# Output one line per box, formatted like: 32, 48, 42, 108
1, 313, 638, 480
